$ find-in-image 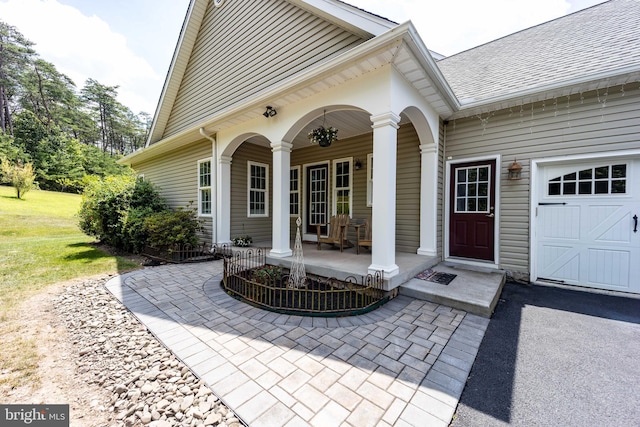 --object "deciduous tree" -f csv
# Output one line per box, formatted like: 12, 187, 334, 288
0, 158, 35, 199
